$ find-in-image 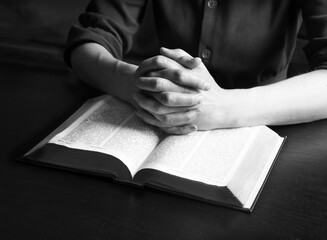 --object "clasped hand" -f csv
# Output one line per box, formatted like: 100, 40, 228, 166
133, 47, 234, 134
